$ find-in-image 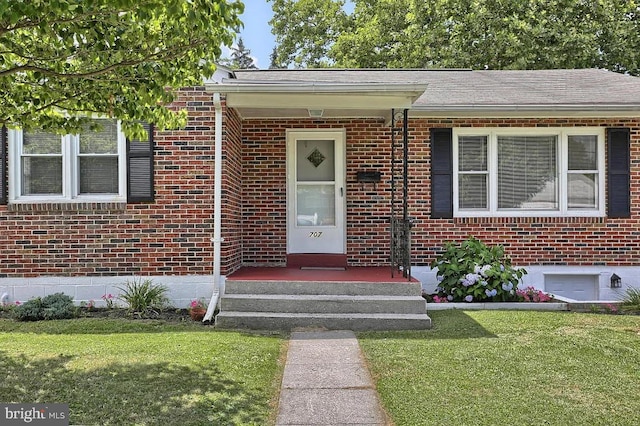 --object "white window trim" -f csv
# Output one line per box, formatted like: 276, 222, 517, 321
453, 127, 606, 218
7, 122, 127, 203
